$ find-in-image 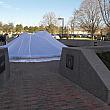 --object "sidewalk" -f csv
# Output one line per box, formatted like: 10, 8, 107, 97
0, 61, 110, 110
